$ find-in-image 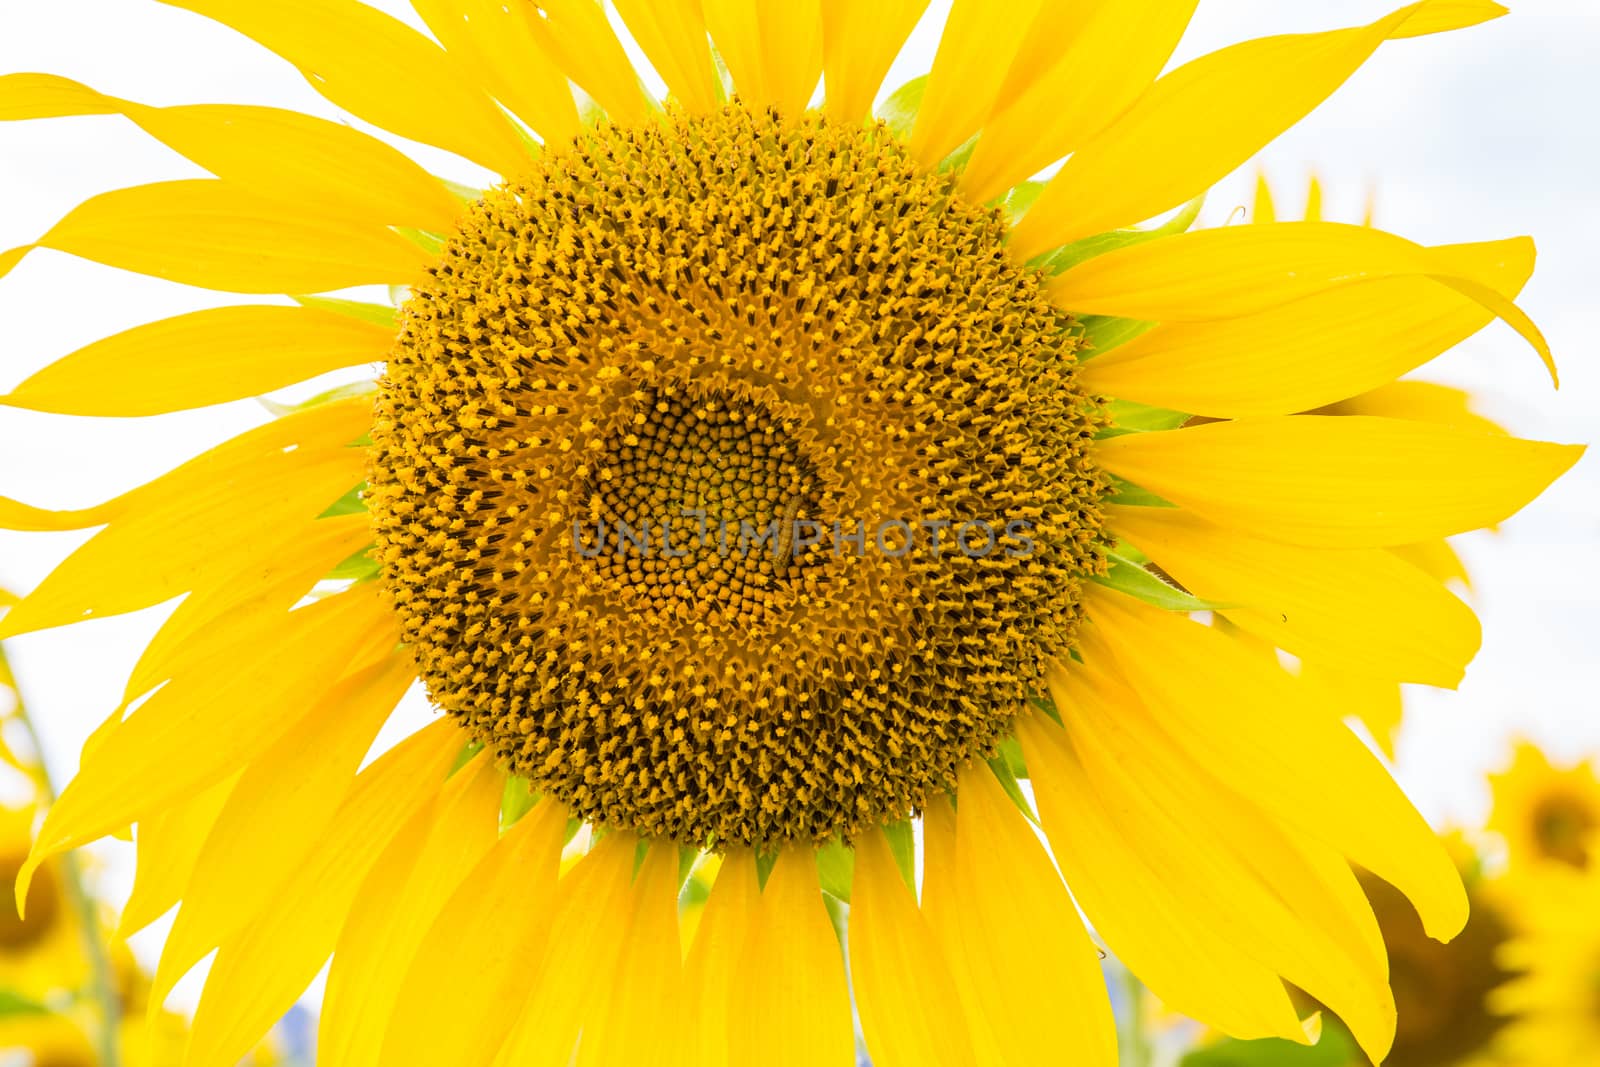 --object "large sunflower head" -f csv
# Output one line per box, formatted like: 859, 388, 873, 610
0, 3, 1584, 1066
